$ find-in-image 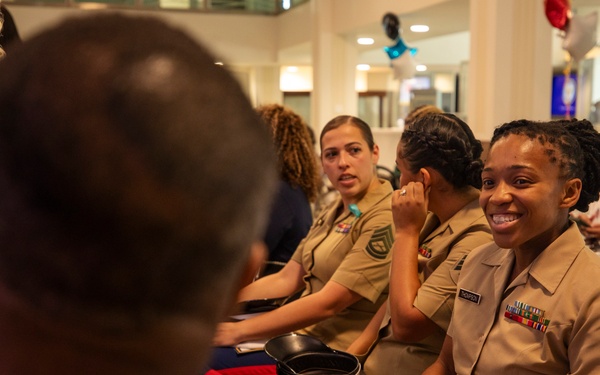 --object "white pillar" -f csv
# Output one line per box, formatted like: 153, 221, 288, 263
253, 65, 283, 107
468, 0, 553, 141
310, 0, 359, 133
